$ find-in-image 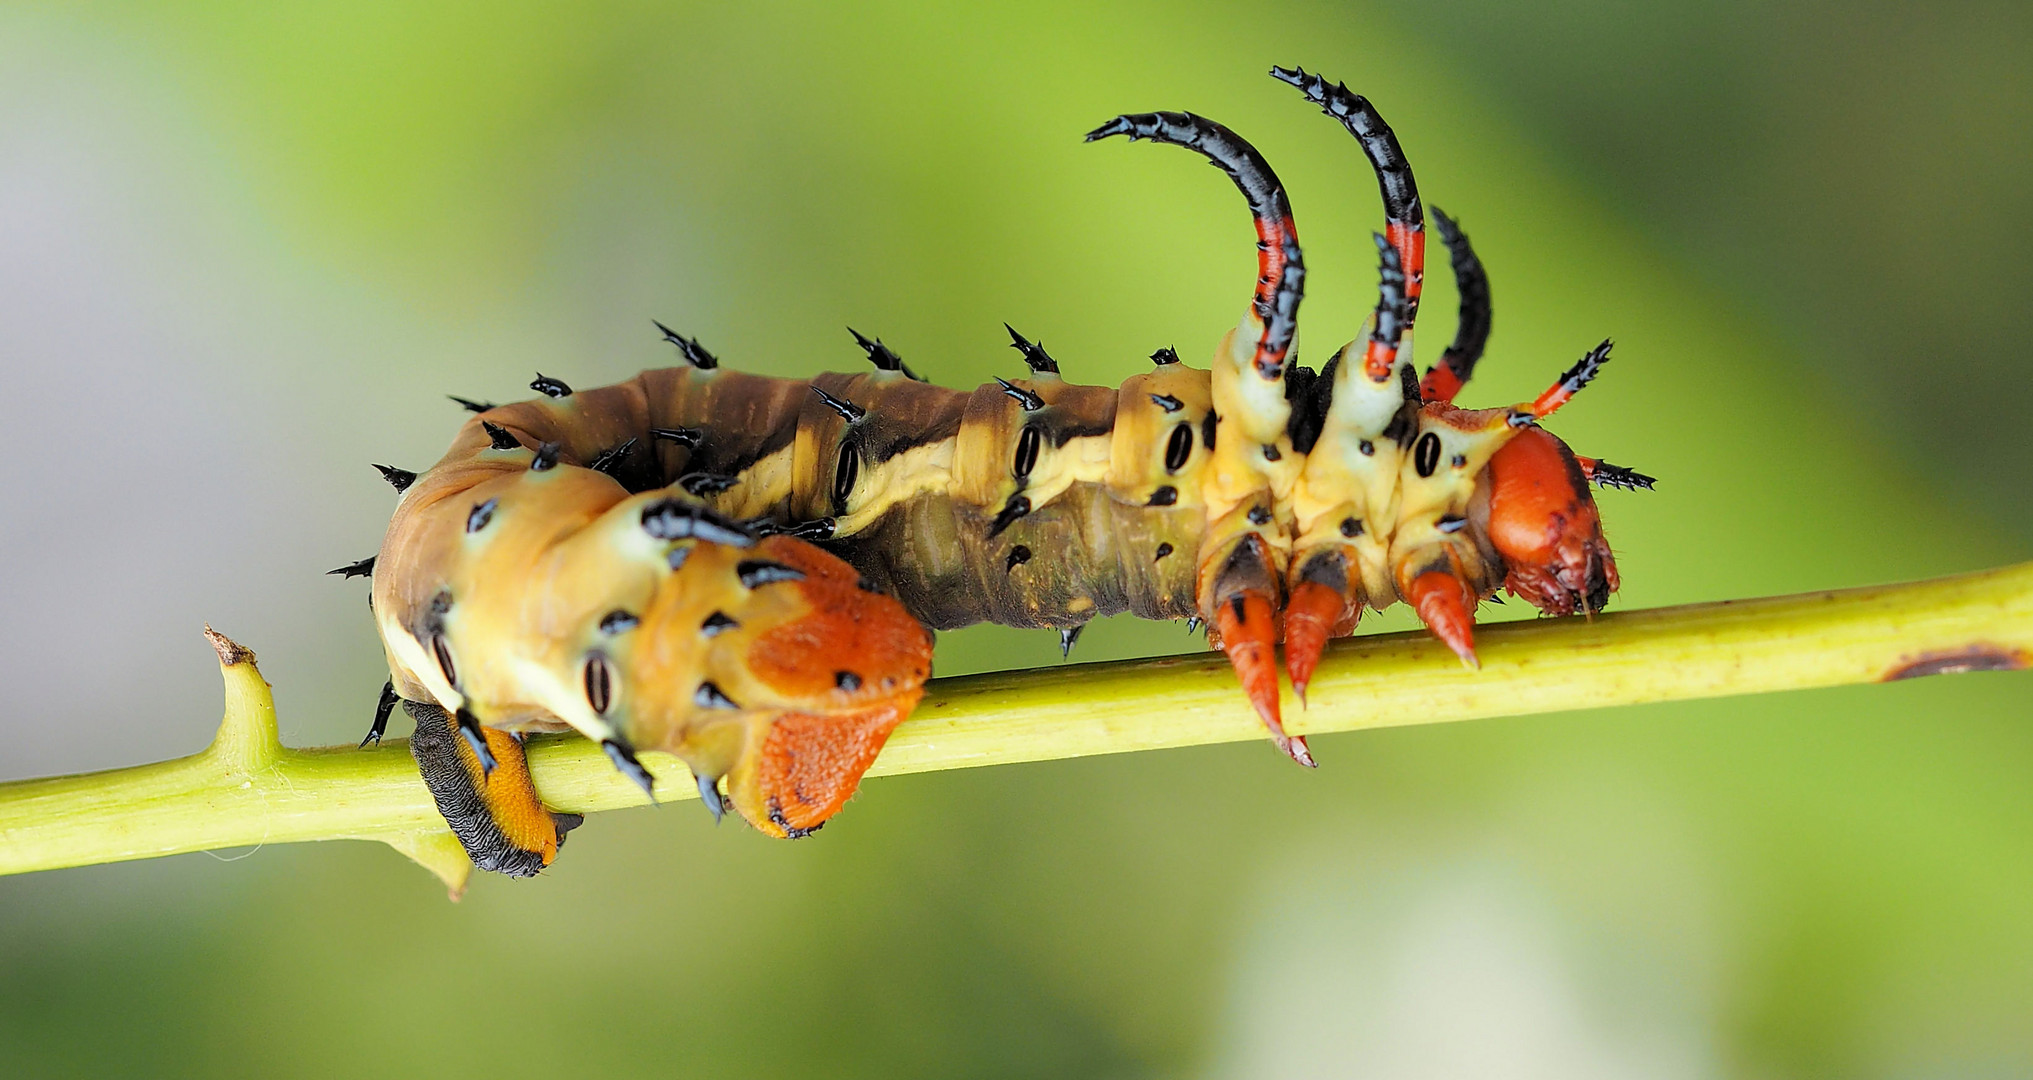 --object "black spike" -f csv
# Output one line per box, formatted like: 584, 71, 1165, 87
1185, 616, 1203, 635
1149, 393, 1184, 414
1590, 460, 1657, 491
1004, 324, 1060, 375
530, 372, 572, 398
678, 472, 739, 496
1512, 340, 1613, 427
454, 708, 497, 775
1059, 625, 1084, 659
602, 737, 656, 798
448, 395, 497, 414
1369, 232, 1410, 355
360, 681, 400, 748
653, 320, 719, 370
466, 498, 497, 533
735, 559, 807, 588
481, 421, 522, 451
599, 609, 640, 634
1150, 346, 1181, 366
327, 556, 376, 579
772, 517, 837, 540
1557, 339, 1613, 397
372, 464, 417, 493
848, 327, 924, 381
986, 494, 1031, 538
1428, 207, 1492, 392
1005, 544, 1033, 572
1269, 67, 1423, 328
994, 376, 1045, 412
650, 426, 704, 448
694, 681, 740, 710
639, 499, 755, 546
587, 438, 637, 477
809, 384, 866, 423
700, 611, 740, 636
1084, 110, 1302, 379
529, 442, 561, 472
